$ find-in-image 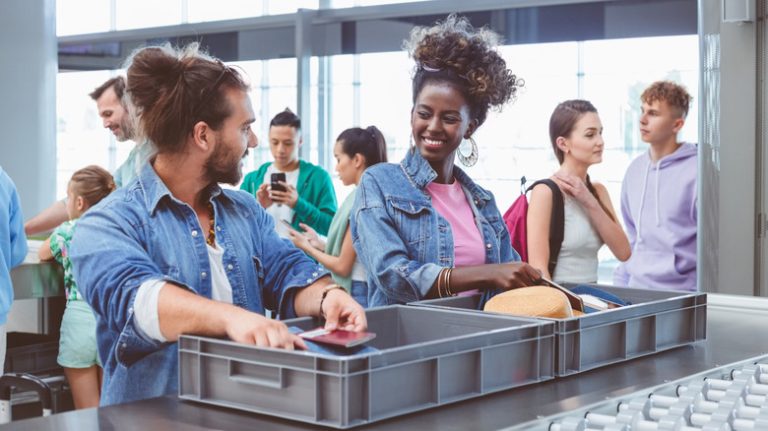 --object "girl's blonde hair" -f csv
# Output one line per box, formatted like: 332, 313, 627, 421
70, 165, 116, 208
